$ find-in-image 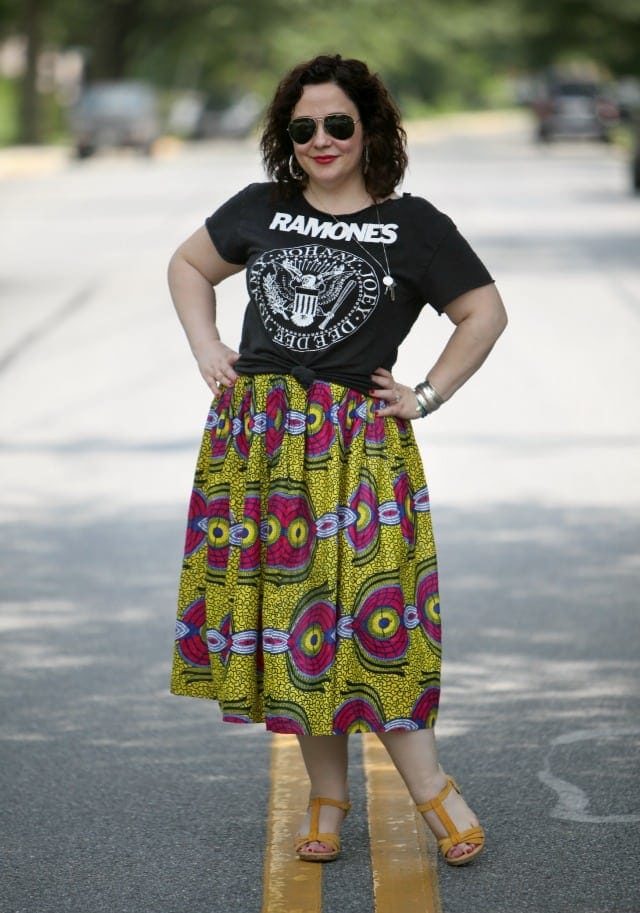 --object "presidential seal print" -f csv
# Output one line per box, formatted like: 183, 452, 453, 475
248, 245, 380, 353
